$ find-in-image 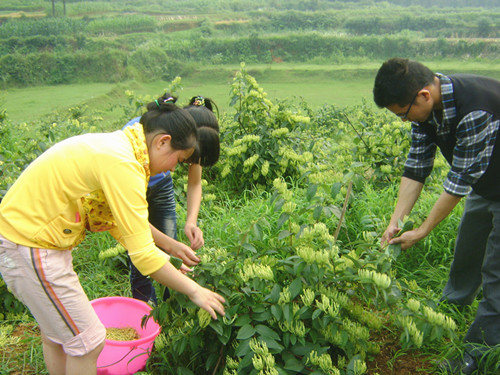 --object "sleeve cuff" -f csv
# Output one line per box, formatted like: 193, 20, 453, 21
402, 170, 427, 184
